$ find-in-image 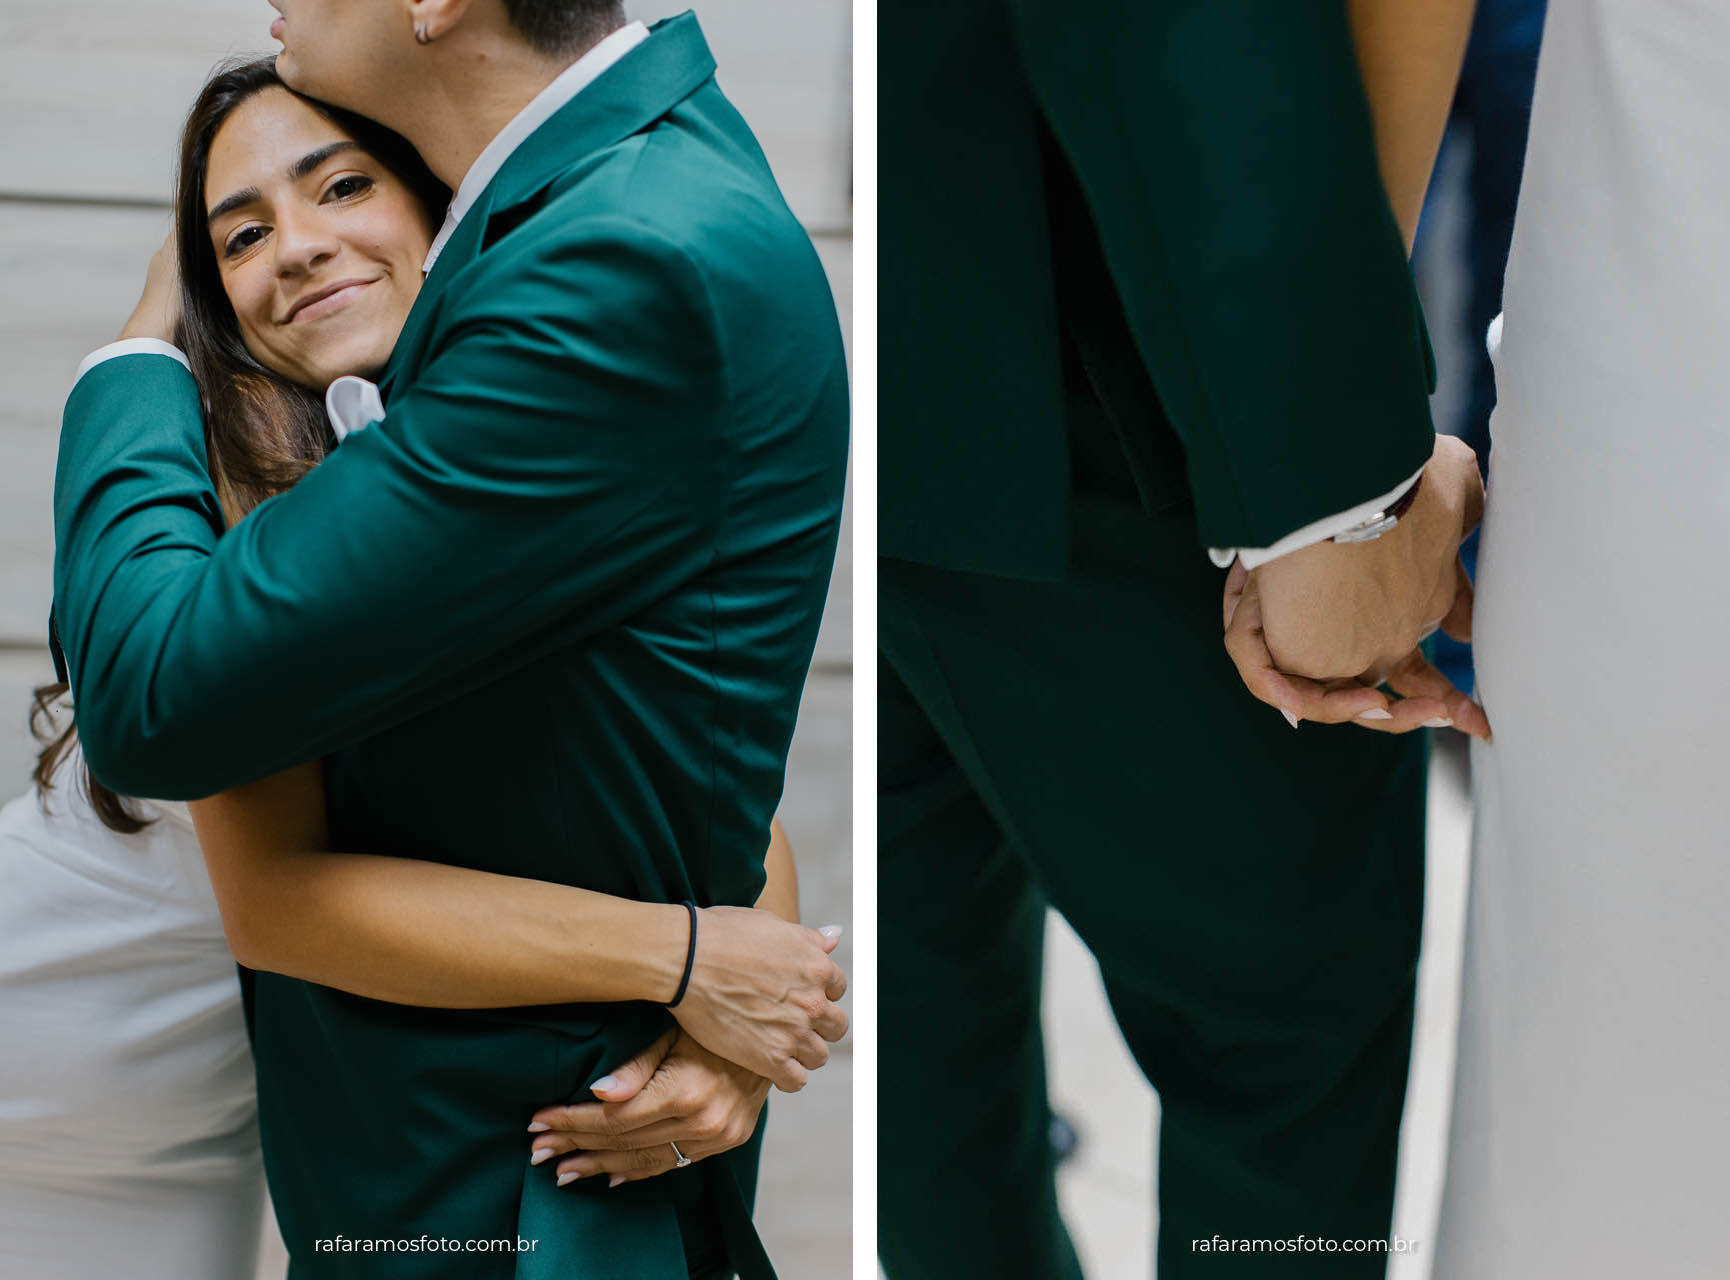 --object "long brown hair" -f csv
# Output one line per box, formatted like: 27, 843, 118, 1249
34, 56, 449, 829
